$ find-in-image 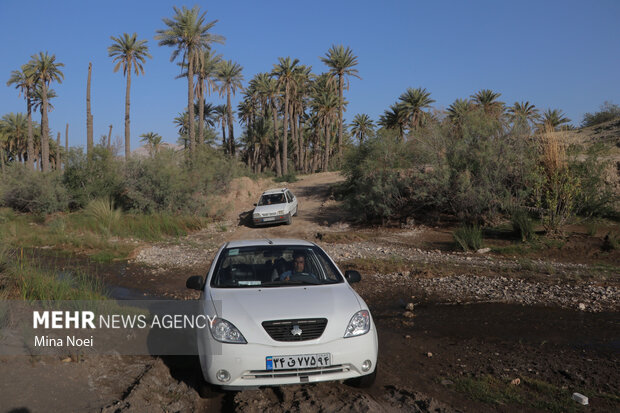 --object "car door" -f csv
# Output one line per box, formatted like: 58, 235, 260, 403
286, 190, 297, 215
